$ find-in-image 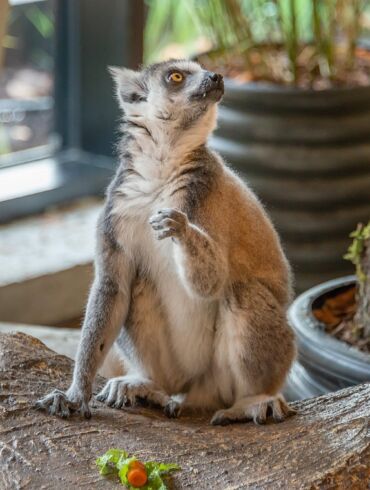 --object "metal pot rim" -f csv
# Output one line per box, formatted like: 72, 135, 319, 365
224, 77, 370, 97
288, 275, 370, 381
